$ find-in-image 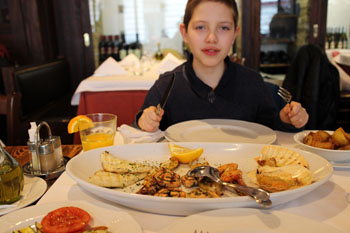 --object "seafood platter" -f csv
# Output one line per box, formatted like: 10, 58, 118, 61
66, 142, 333, 215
